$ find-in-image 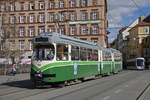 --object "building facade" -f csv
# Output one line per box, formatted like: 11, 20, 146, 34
127, 16, 150, 60
142, 36, 150, 66
112, 18, 141, 68
111, 16, 150, 68
0, 0, 108, 54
